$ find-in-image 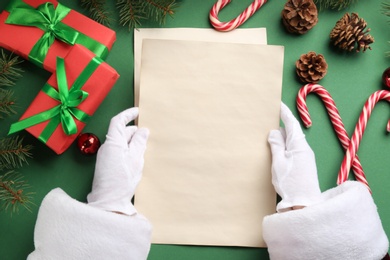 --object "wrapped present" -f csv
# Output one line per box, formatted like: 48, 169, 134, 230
0, 0, 116, 72
8, 44, 119, 154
